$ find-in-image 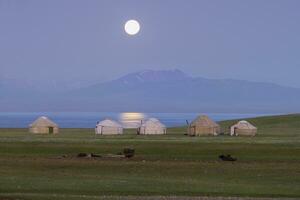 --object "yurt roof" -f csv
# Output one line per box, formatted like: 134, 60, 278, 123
234, 120, 257, 129
191, 115, 219, 127
141, 118, 166, 128
97, 119, 122, 127
30, 116, 58, 128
